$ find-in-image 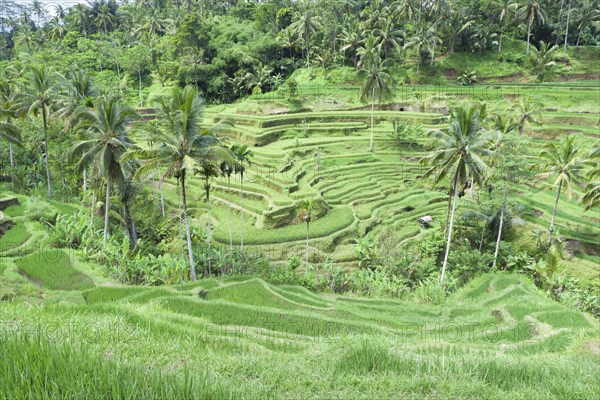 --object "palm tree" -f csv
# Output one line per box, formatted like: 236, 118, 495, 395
422, 104, 492, 284
373, 17, 404, 60
575, 0, 600, 46
339, 21, 362, 68
14, 65, 56, 198
513, 97, 542, 135
277, 26, 297, 59
70, 97, 139, 243
0, 80, 20, 168
198, 160, 220, 277
529, 40, 557, 81
133, 86, 224, 280
358, 54, 395, 152
444, 13, 473, 54
298, 199, 316, 264
535, 135, 588, 247
581, 147, 599, 210
69, 3, 89, 37
517, 0, 547, 54
403, 21, 441, 71
232, 144, 253, 252
494, 0, 518, 52
220, 159, 235, 251
290, 2, 322, 66
95, 3, 114, 34
118, 174, 139, 246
